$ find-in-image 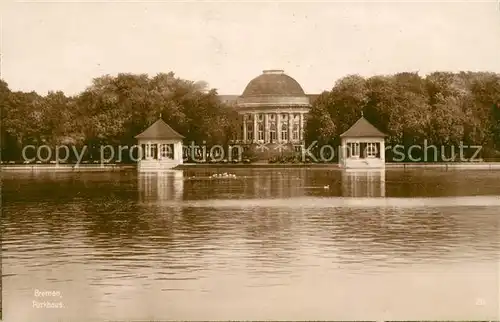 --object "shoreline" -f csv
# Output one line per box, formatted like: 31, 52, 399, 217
2, 162, 500, 172
0, 164, 136, 172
